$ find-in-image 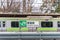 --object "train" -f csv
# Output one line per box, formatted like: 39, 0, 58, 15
0, 16, 59, 32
